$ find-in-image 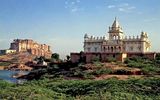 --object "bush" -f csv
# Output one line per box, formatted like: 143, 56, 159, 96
142, 66, 160, 75
91, 68, 112, 75
0, 77, 160, 99
91, 56, 100, 63
125, 56, 160, 75
0, 62, 11, 66
107, 57, 116, 62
